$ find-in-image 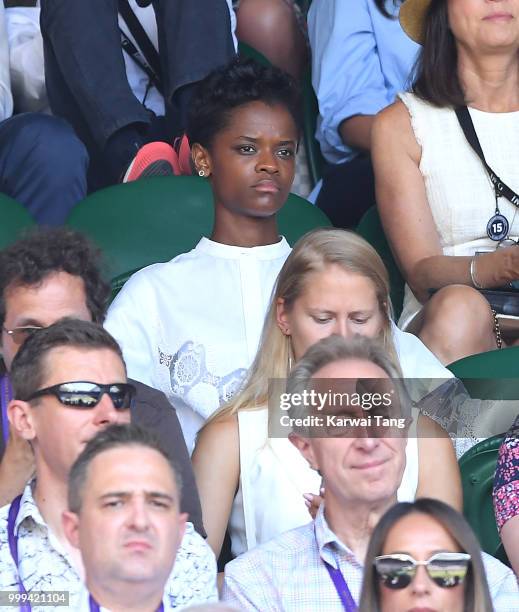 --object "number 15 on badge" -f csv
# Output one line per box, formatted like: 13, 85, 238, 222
487, 213, 509, 242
